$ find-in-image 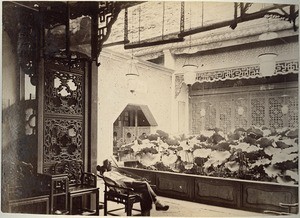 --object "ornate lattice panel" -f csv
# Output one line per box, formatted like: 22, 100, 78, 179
205, 103, 217, 130
234, 95, 249, 129
44, 68, 84, 115
287, 96, 298, 128
44, 118, 83, 164
190, 86, 298, 134
40, 59, 87, 182
219, 98, 232, 134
